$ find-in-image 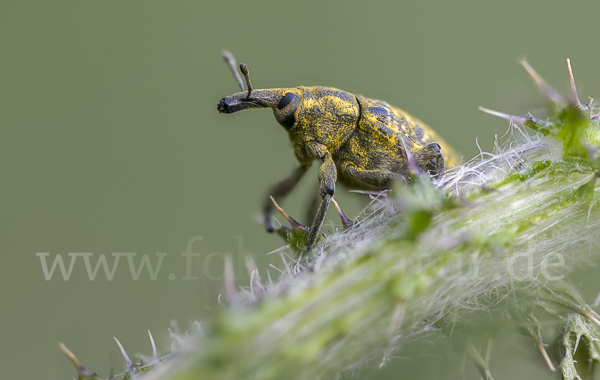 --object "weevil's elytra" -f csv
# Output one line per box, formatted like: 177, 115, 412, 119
217, 52, 459, 251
